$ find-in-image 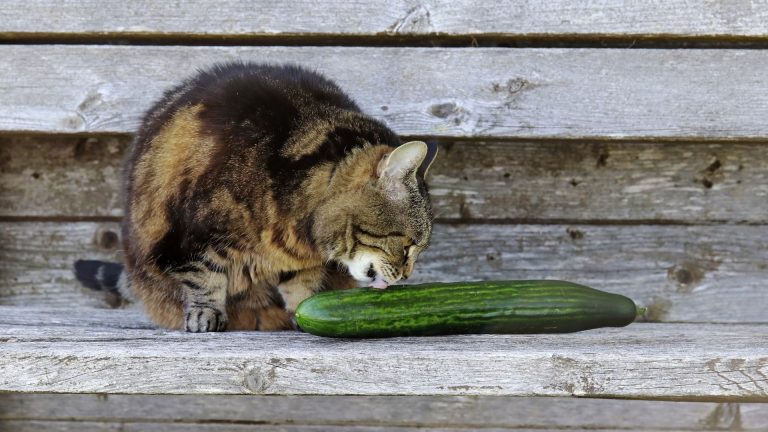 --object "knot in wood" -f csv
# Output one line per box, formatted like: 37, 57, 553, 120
429, 102, 458, 118
95, 228, 119, 250
243, 367, 268, 393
